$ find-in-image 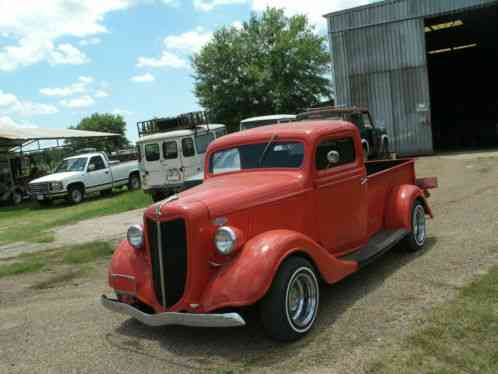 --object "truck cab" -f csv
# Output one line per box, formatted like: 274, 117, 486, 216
102, 120, 436, 342
137, 124, 226, 202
